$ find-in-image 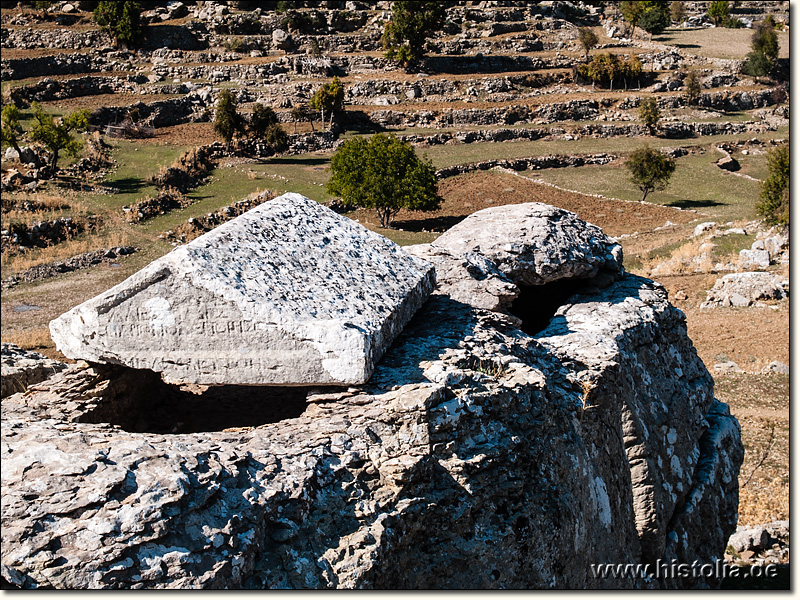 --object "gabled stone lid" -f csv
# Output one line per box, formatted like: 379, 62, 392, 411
50, 193, 435, 386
